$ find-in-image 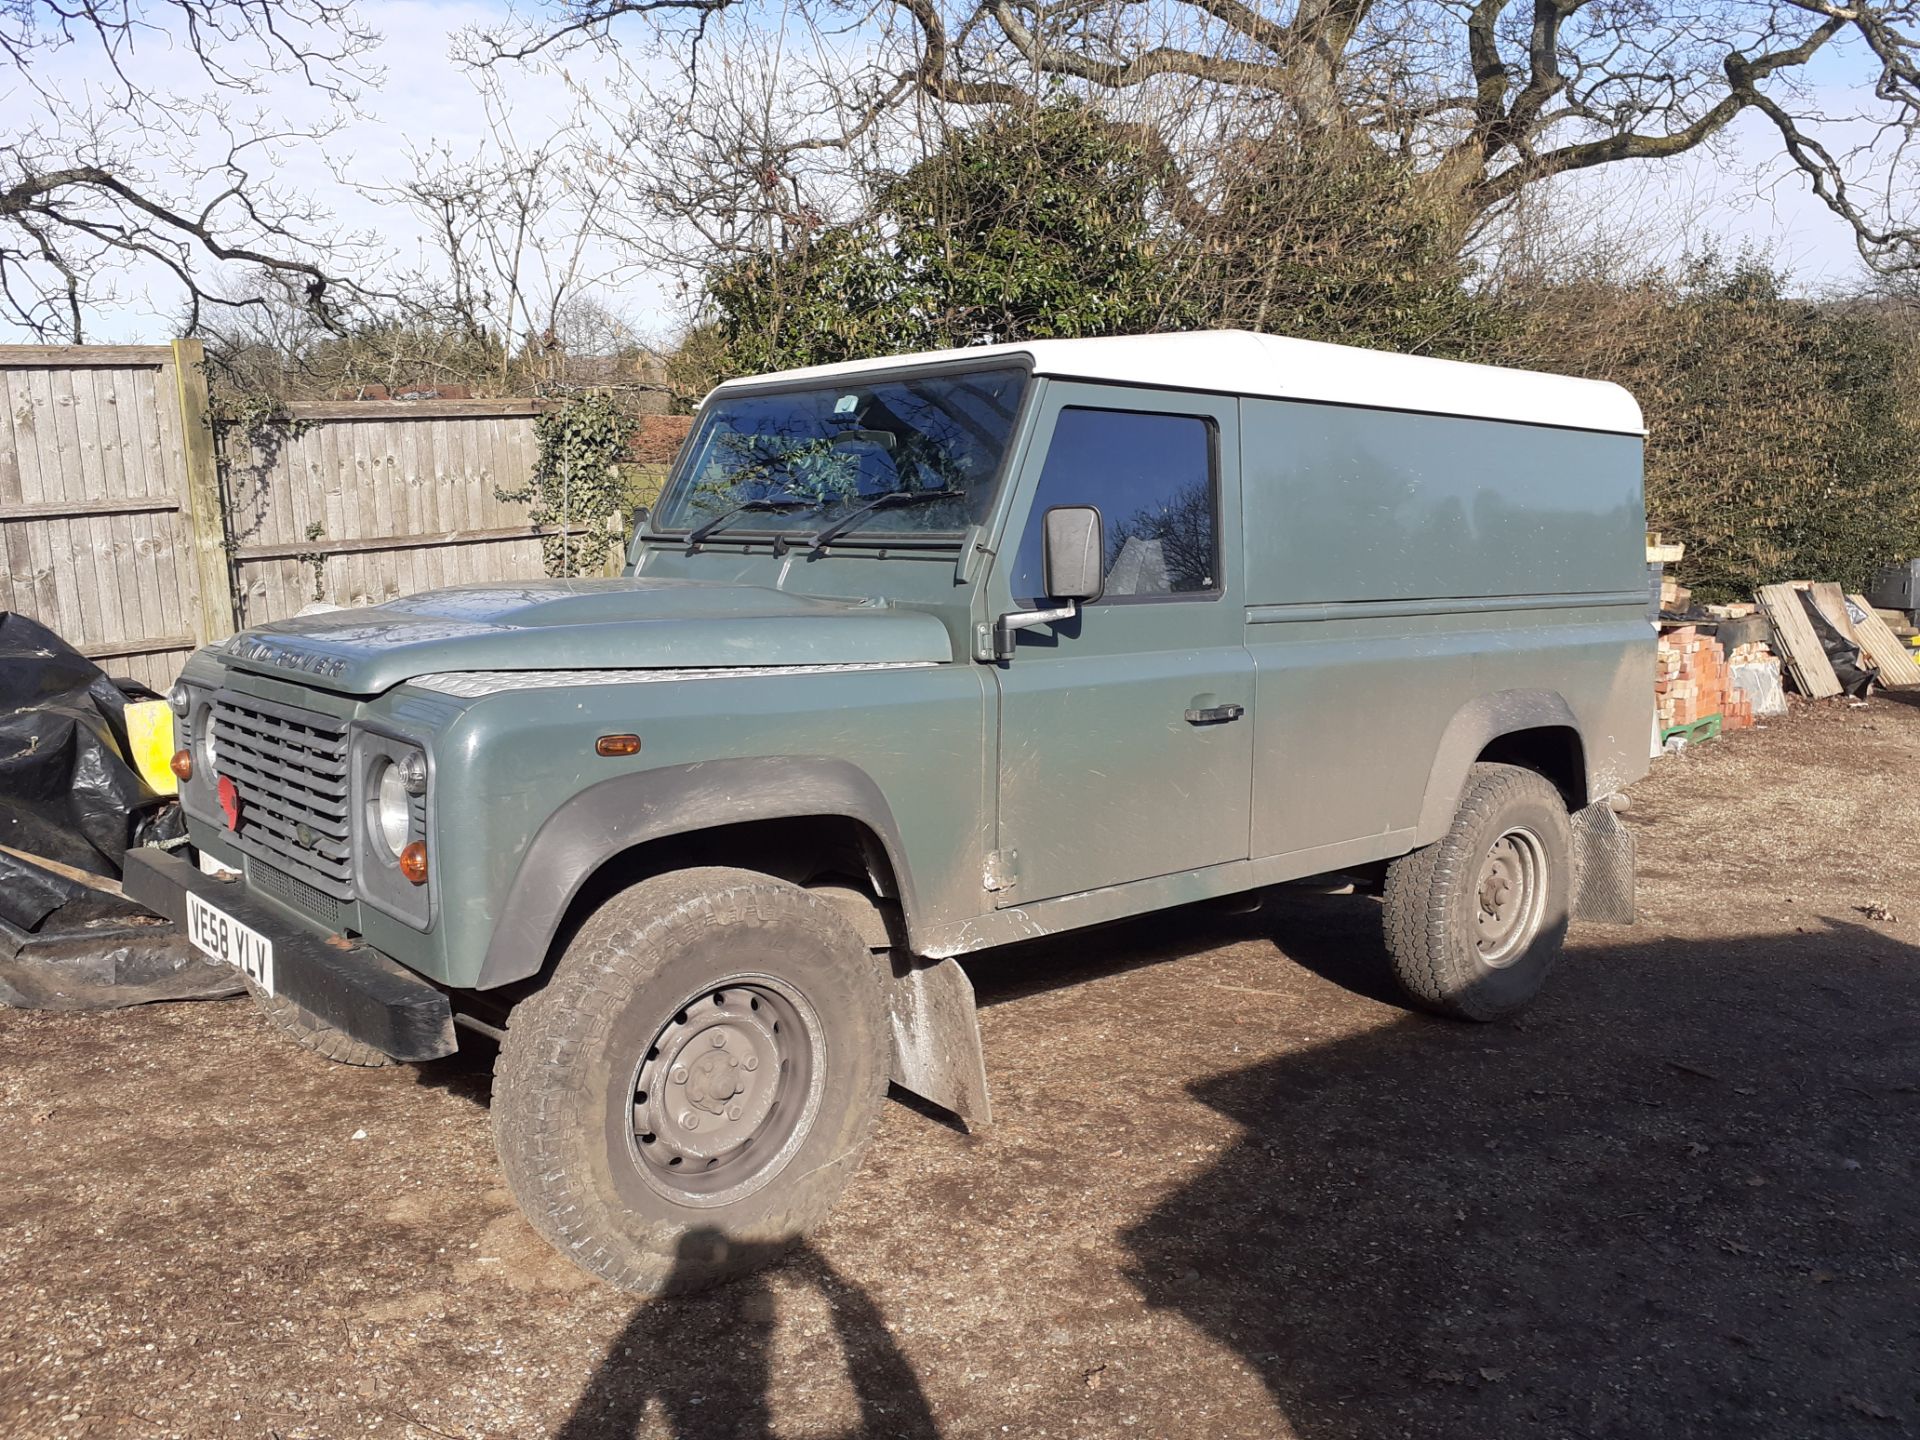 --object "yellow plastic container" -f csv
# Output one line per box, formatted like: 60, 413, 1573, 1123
124, 699, 177, 796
